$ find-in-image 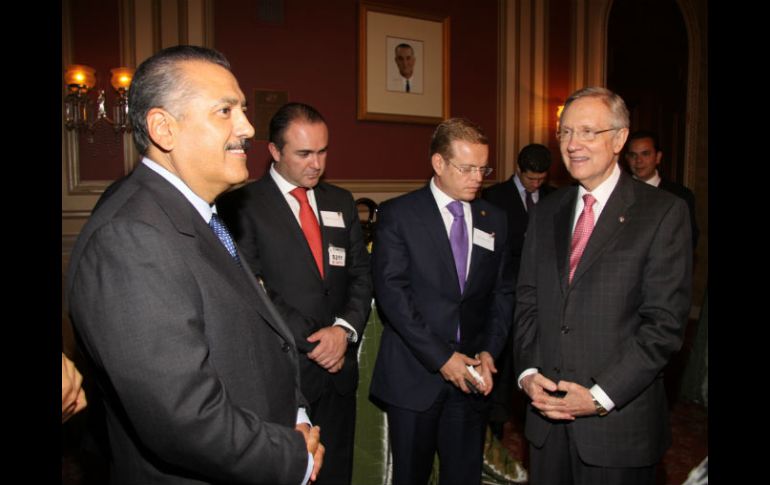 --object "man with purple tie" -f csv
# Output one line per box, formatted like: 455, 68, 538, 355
370, 118, 515, 485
